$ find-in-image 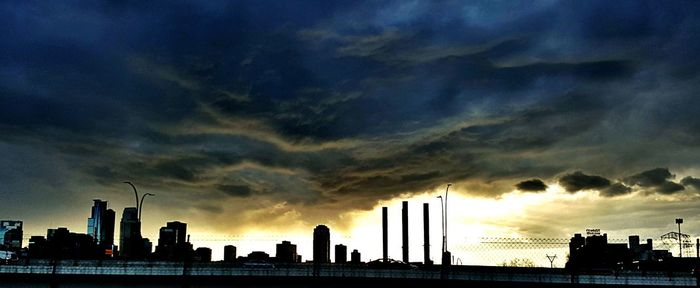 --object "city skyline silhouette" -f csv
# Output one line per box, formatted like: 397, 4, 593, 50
2, 2, 700, 286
